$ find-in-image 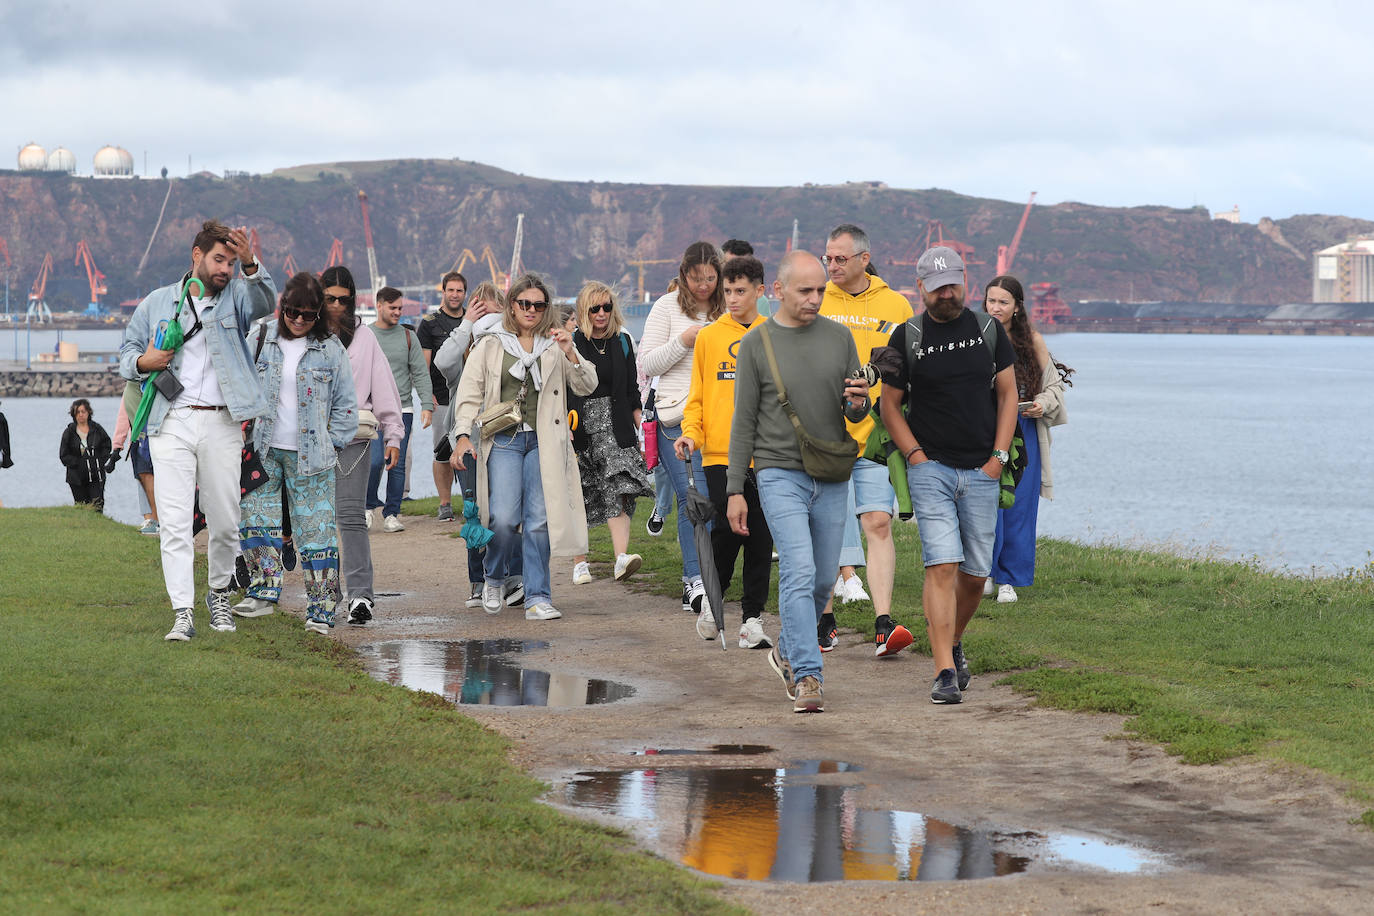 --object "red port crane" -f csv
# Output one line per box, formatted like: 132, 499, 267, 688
324, 238, 344, 271
357, 190, 382, 297
74, 240, 109, 315
1029, 282, 1072, 325
923, 220, 986, 303
995, 192, 1037, 276
282, 253, 300, 278
27, 252, 54, 322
